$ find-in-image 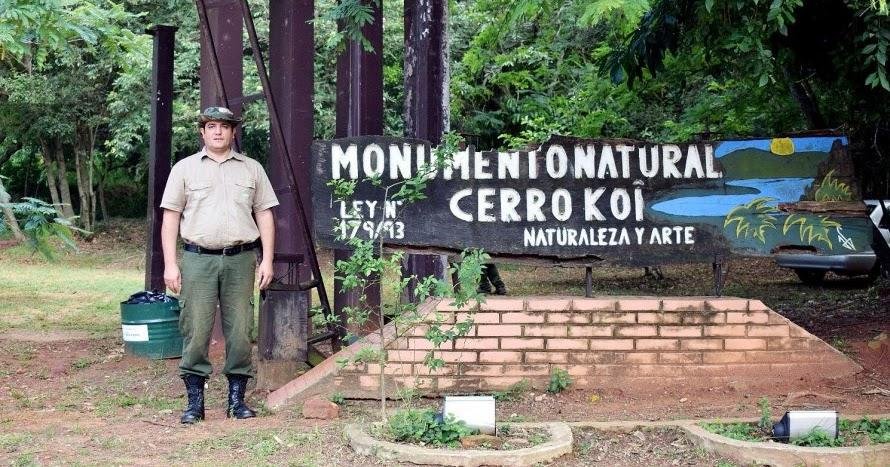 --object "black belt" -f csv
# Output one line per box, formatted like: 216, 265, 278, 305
183, 240, 260, 256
